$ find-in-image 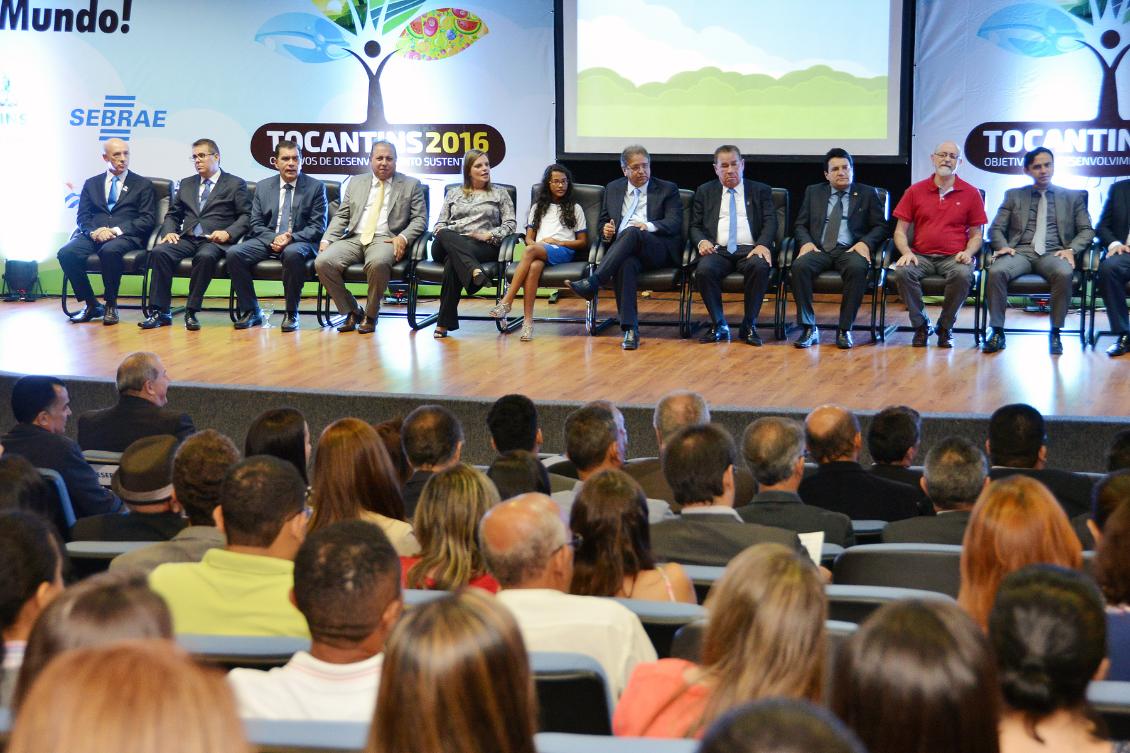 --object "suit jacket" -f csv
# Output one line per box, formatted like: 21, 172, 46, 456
649, 509, 802, 566
77, 395, 195, 453
160, 171, 251, 243
622, 457, 755, 511
881, 509, 972, 545
794, 182, 888, 252
402, 469, 434, 520
247, 173, 328, 246
869, 464, 932, 515
71, 510, 187, 542
599, 177, 684, 264
690, 178, 777, 252
735, 490, 856, 547
989, 184, 1094, 253
988, 467, 1095, 518
1098, 179, 1130, 249
75, 170, 158, 243
798, 461, 920, 521
323, 171, 427, 245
